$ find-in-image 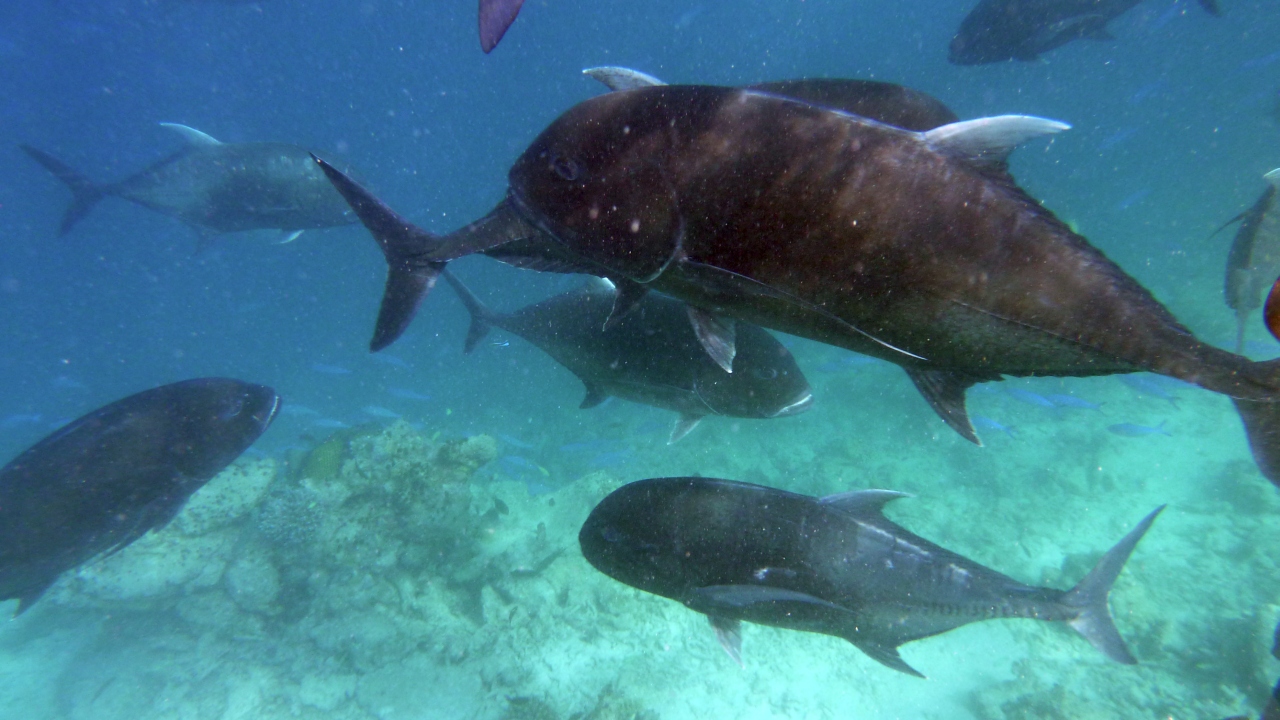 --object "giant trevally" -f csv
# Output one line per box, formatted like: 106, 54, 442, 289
314, 82, 1280, 488
949, 0, 1221, 65
1221, 169, 1280, 353
21, 123, 355, 245
0, 378, 279, 614
315, 73, 964, 354
579, 476, 1163, 676
442, 270, 812, 442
